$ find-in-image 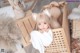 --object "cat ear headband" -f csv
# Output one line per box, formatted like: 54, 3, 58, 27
42, 1, 66, 18
32, 9, 61, 21
32, 1, 66, 21
32, 11, 51, 21
41, 1, 59, 18
32, 13, 38, 21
